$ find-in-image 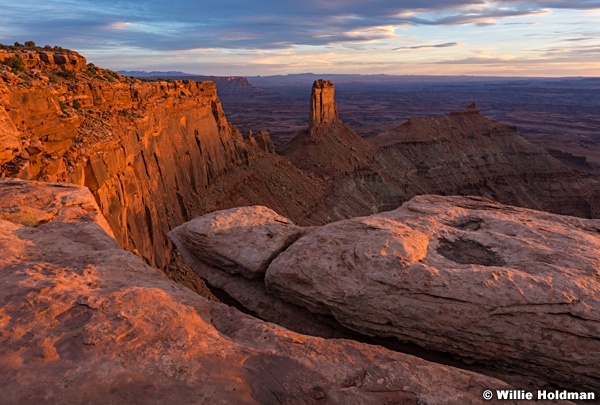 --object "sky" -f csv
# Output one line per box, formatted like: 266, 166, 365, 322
1, 1, 600, 76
